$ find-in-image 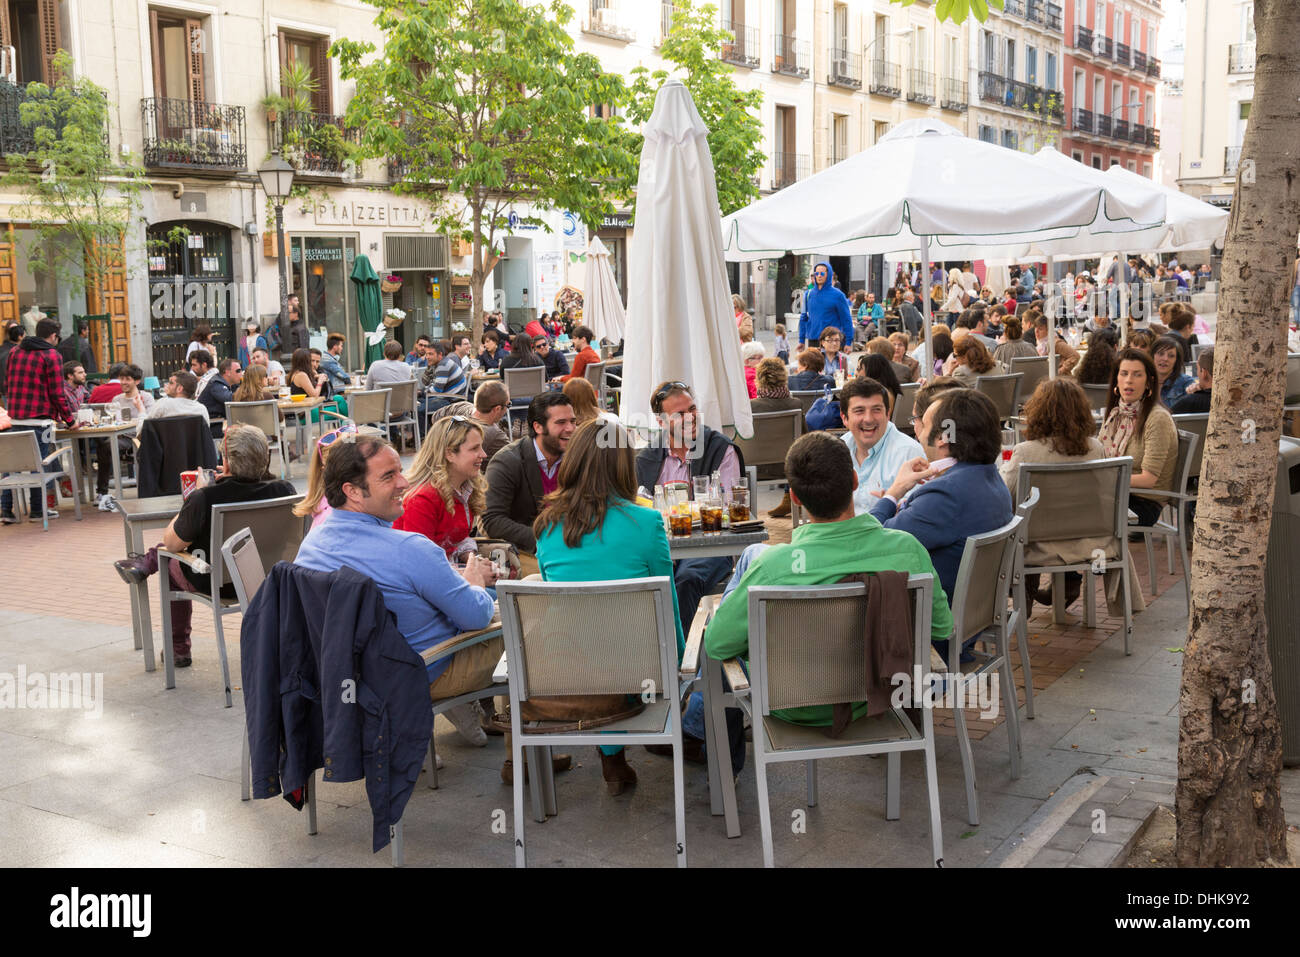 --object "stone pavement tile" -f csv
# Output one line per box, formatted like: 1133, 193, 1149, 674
1033, 670, 1181, 718
0, 756, 179, 821
1054, 709, 1178, 764
1045, 824, 1091, 853
1071, 836, 1128, 868
1028, 847, 1075, 867
1098, 755, 1179, 778
0, 730, 100, 789
29, 832, 241, 868
1110, 797, 1158, 820
1089, 814, 1144, 844
0, 797, 135, 867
